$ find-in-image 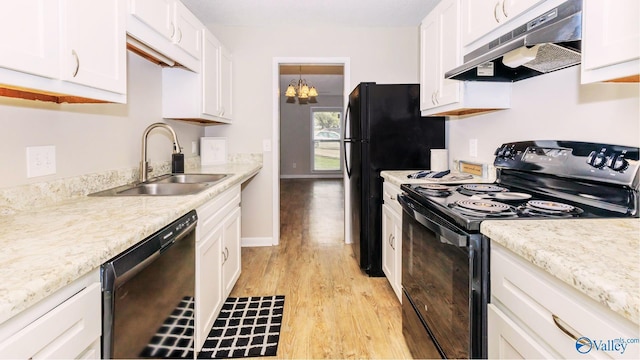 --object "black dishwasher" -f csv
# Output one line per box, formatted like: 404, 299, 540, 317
101, 210, 197, 359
